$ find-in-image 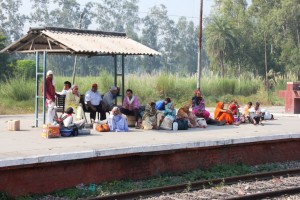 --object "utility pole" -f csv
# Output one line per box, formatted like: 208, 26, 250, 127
264, 31, 268, 90
72, 11, 85, 85
197, 0, 203, 89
